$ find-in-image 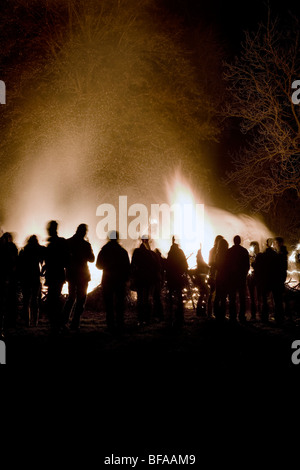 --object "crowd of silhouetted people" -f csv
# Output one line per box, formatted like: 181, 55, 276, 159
207, 234, 290, 325
0, 220, 295, 337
